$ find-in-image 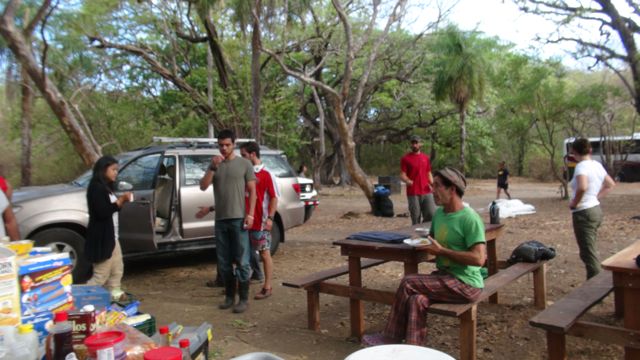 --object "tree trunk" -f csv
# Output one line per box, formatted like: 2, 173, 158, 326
330, 97, 374, 210
0, 6, 101, 166
250, 0, 262, 143
459, 108, 466, 173
20, 66, 32, 186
